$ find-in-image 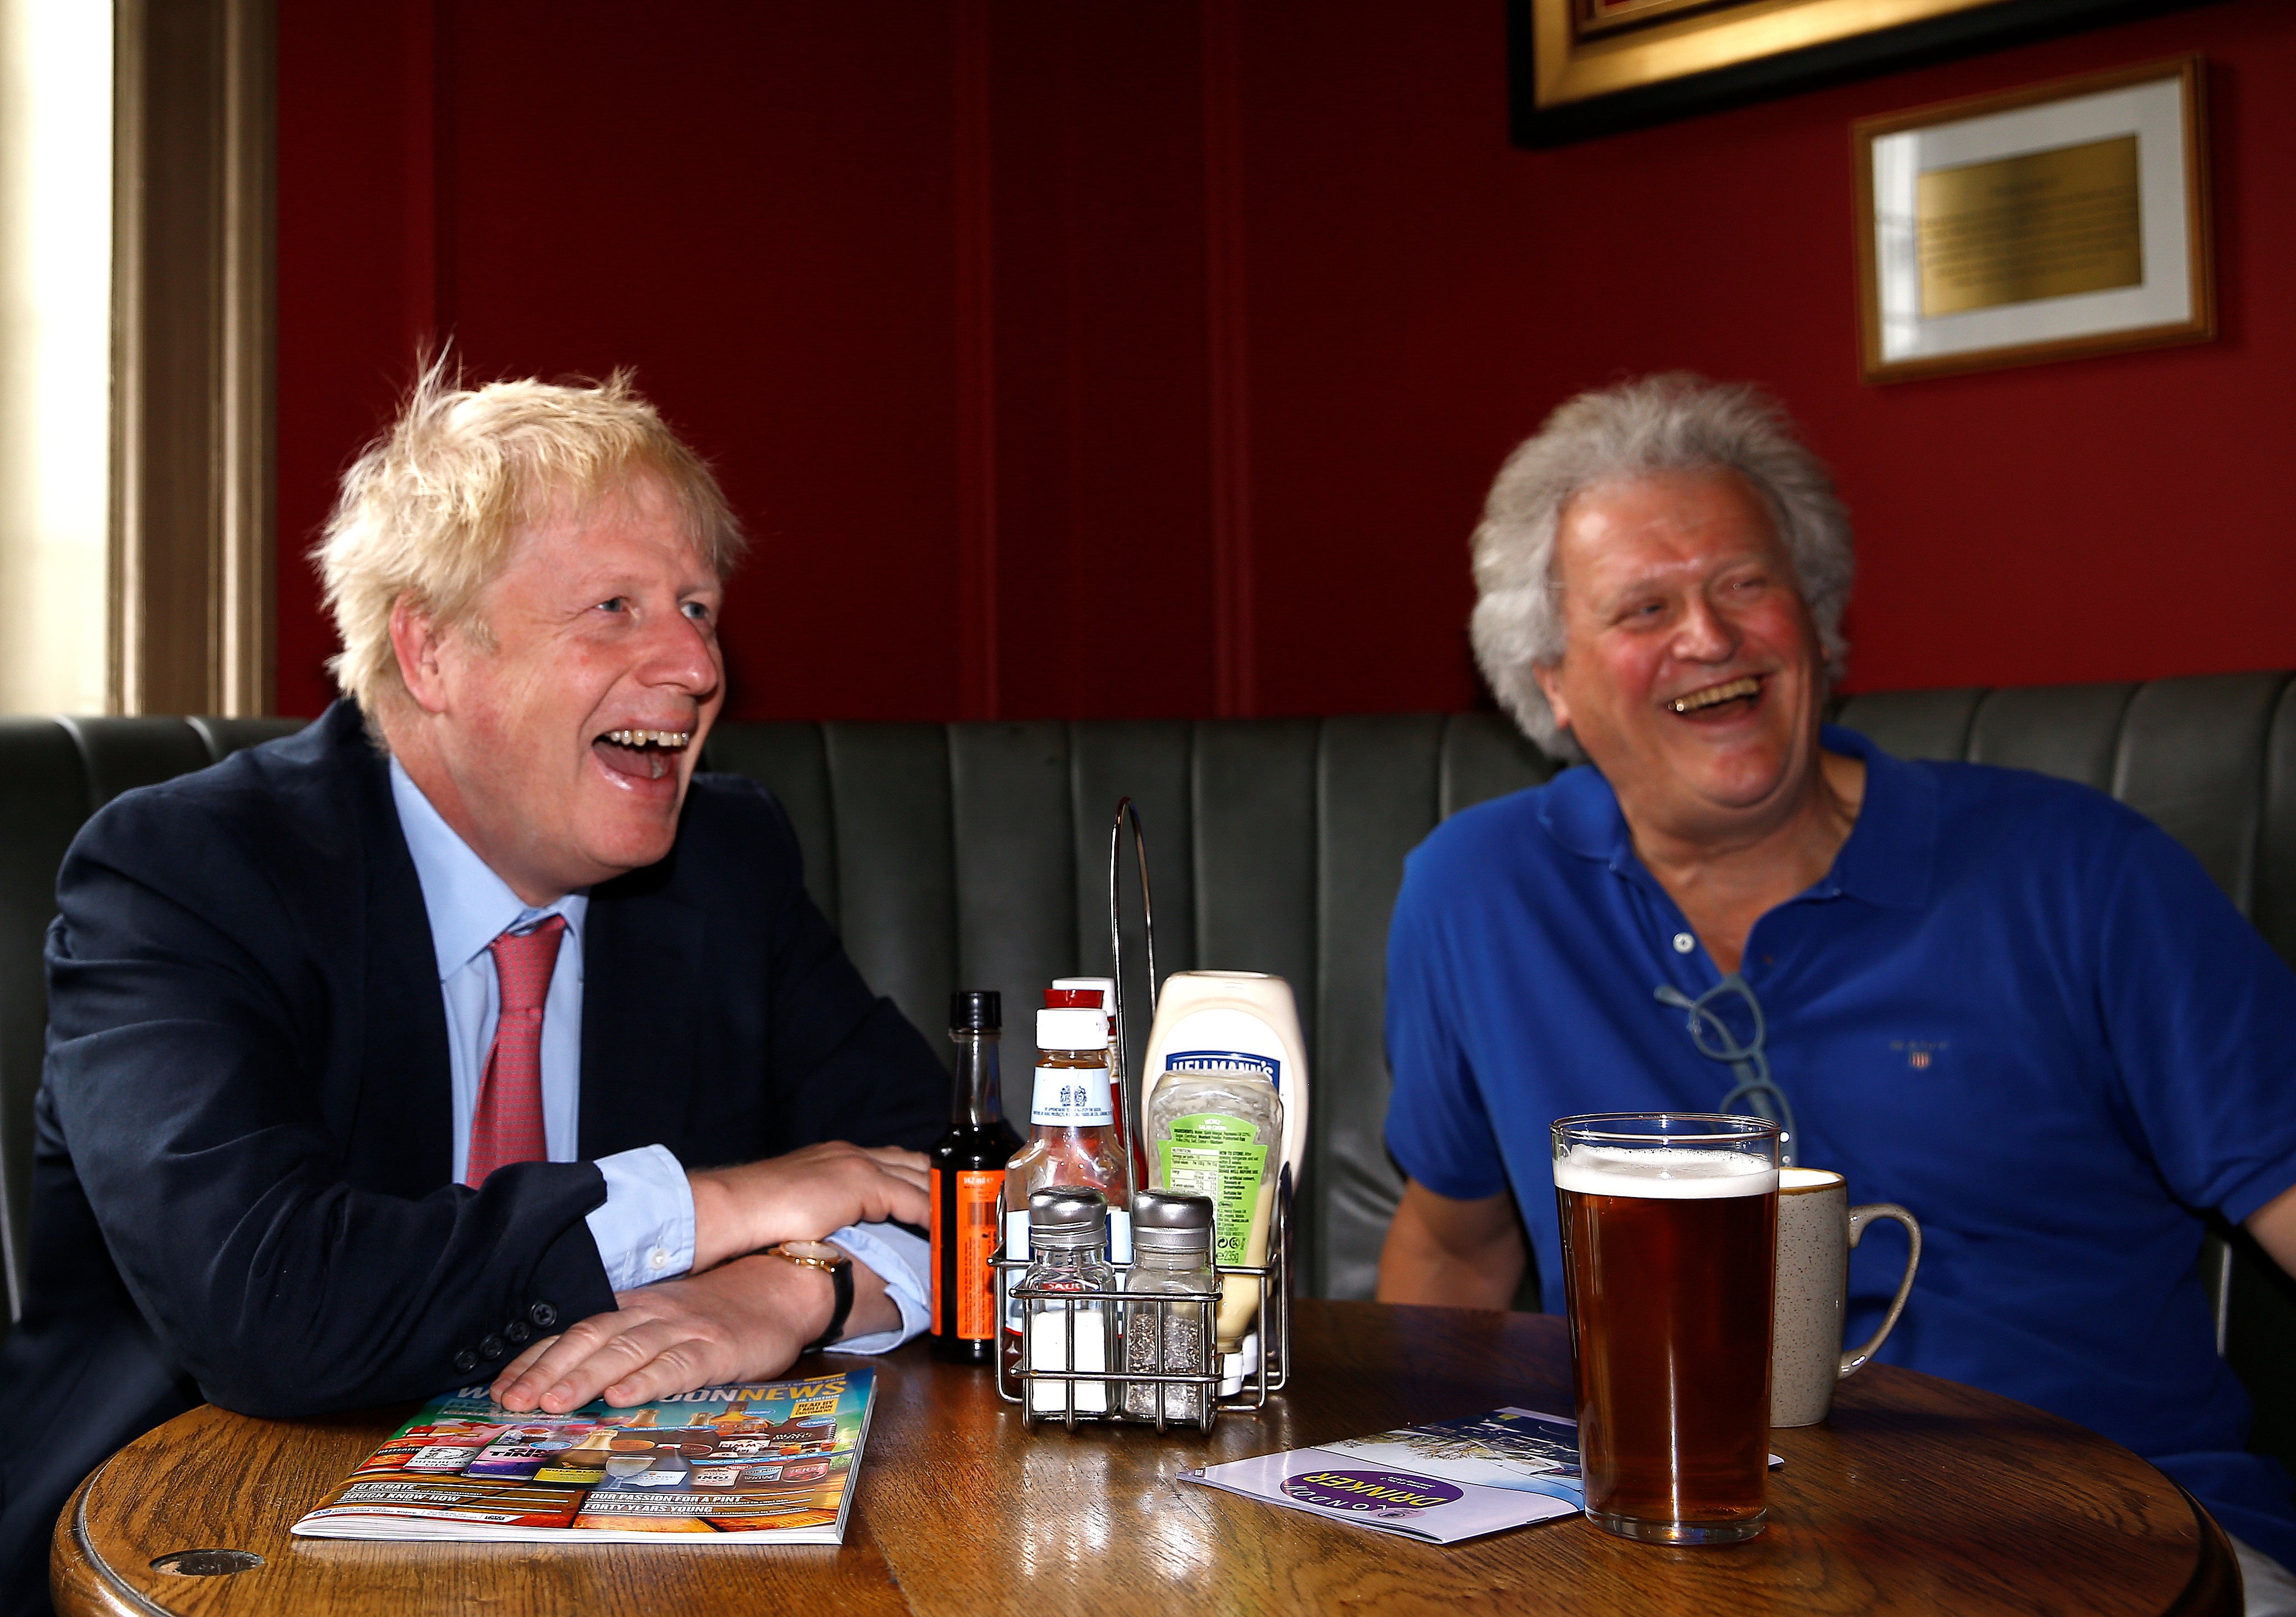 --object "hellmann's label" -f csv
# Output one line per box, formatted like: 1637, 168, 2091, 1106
1158, 1113, 1269, 1265
1031, 1063, 1114, 1126
1165, 1049, 1280, 1085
